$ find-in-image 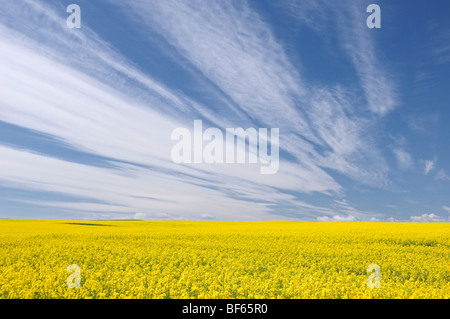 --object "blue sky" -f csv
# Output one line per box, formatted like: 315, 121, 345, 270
0, 0, 449, 222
